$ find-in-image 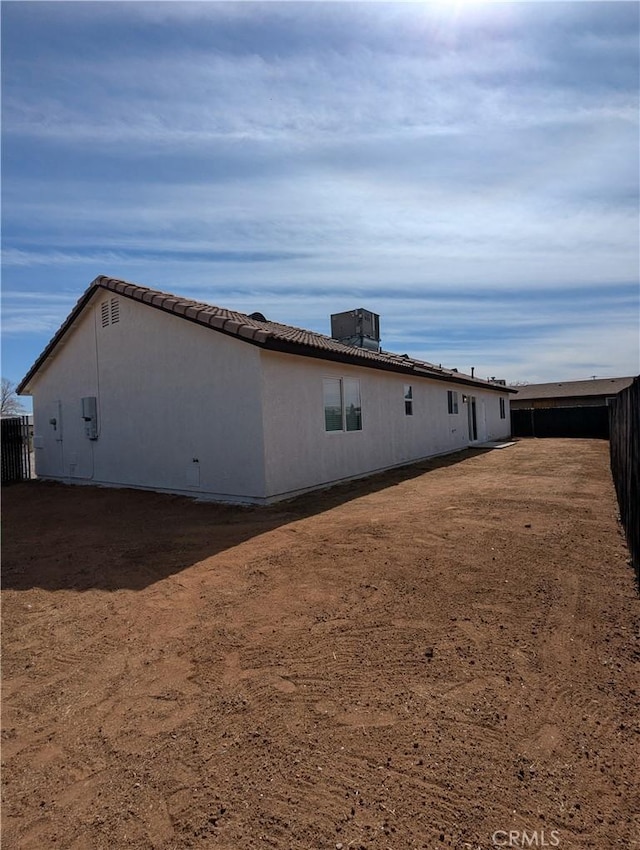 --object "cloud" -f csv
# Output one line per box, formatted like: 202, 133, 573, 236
4, 169, 637, 295
3, 279, 636, 386
1, 1, 638, 385
1, 291, 80, 335
4, 3, 637, 153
